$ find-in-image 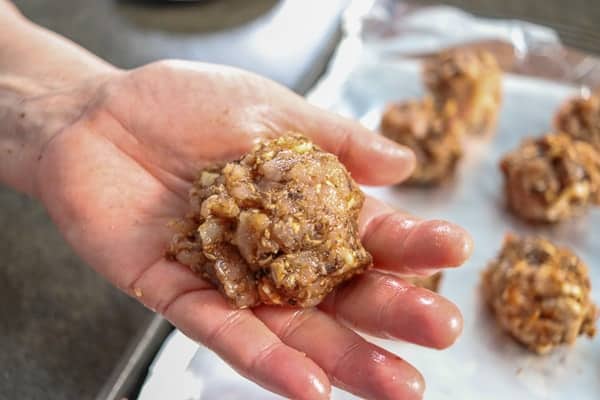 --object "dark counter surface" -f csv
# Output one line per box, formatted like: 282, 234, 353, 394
0, 188, 151, 400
